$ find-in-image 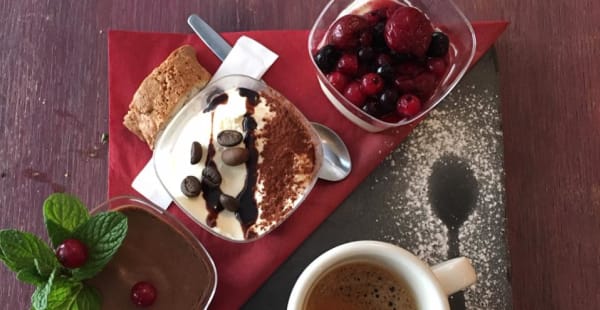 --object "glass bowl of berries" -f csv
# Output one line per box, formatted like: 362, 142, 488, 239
309, 0, 476, 132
